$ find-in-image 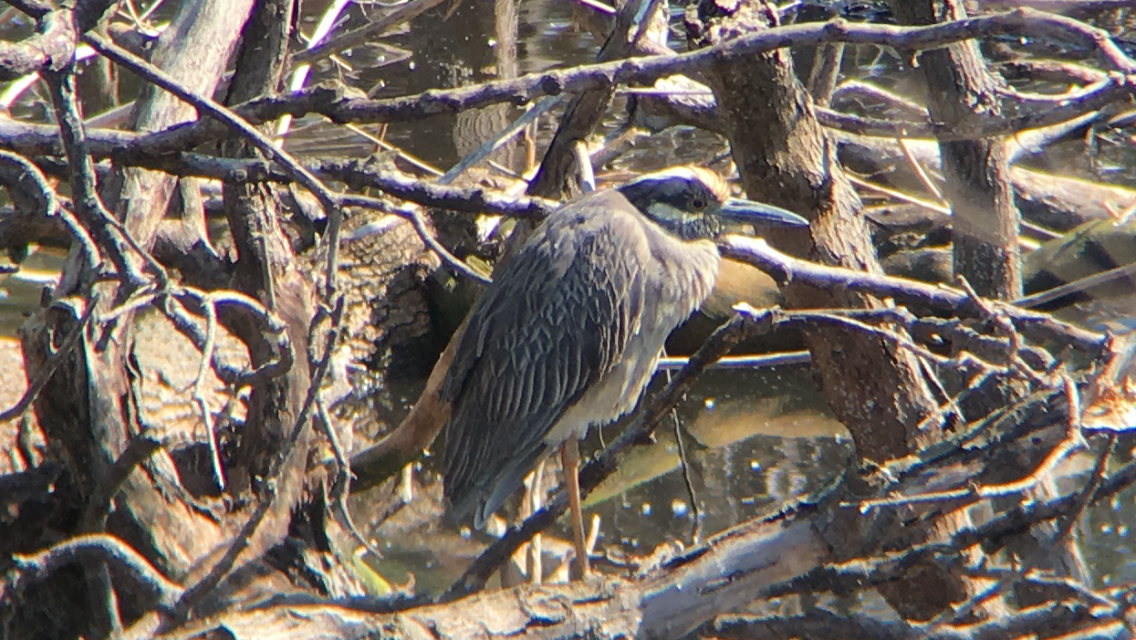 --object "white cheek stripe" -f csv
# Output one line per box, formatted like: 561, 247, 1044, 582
646, 202, 696, 223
